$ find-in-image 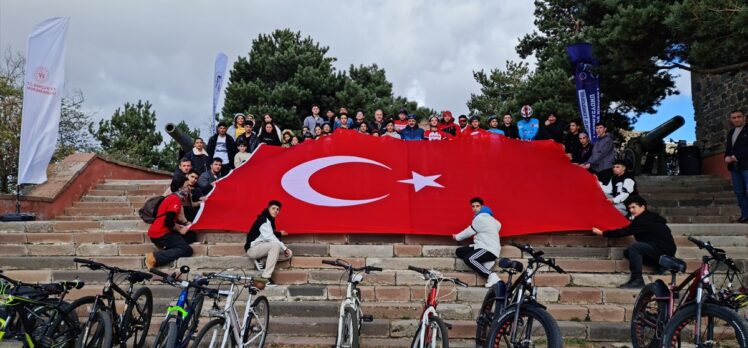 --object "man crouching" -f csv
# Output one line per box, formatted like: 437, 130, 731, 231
453, 197, 502, 287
